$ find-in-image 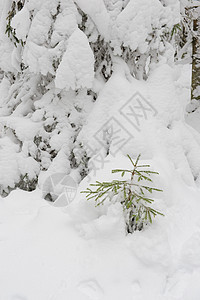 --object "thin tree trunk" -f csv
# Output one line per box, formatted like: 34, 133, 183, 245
191, 6, 200, 101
